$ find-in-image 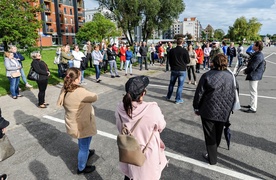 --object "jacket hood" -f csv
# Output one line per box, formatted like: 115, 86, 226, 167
117, 101, 153, 122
